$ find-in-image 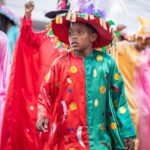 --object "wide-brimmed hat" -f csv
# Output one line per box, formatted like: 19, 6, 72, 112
45, 0, 69, 19
0, 5, 20, 26
47, 0, 120, 51
46, 0, 117, 50
51, 13, 113, 49
45, 10, 68, 19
